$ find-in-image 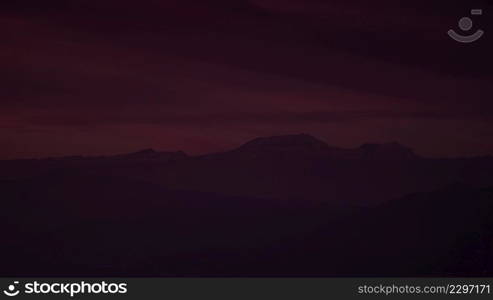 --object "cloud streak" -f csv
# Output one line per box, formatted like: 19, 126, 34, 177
1, 0, 492, 158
